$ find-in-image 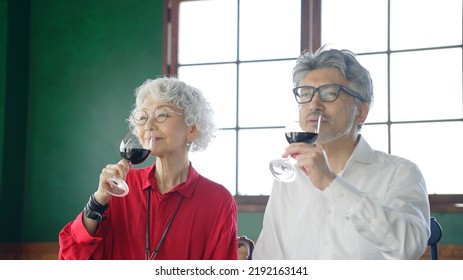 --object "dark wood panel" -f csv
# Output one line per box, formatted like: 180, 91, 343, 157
0, 242, 59, 260
420, 244, 463, 260
236, 194, 463, 213
1, 242, 462, 260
